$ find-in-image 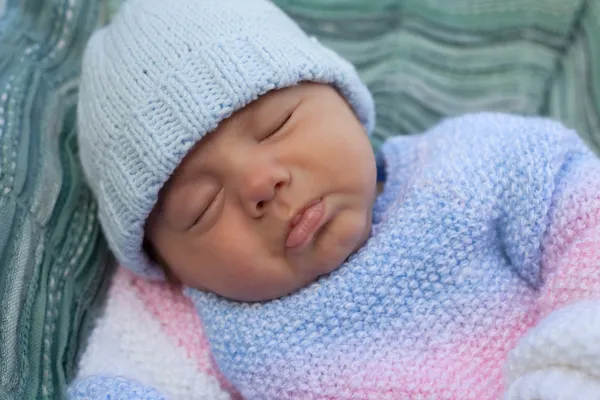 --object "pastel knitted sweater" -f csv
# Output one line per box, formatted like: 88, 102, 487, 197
70, 113, 600, 399
69, 267, 240, 399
